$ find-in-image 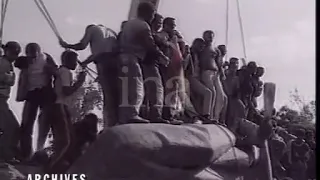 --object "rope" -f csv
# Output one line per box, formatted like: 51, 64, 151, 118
0, 0, 9, 45
236, 0, 247, 59
33, 0, 99, 78
225, 0, 229, 61
33, 0, 62, 40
